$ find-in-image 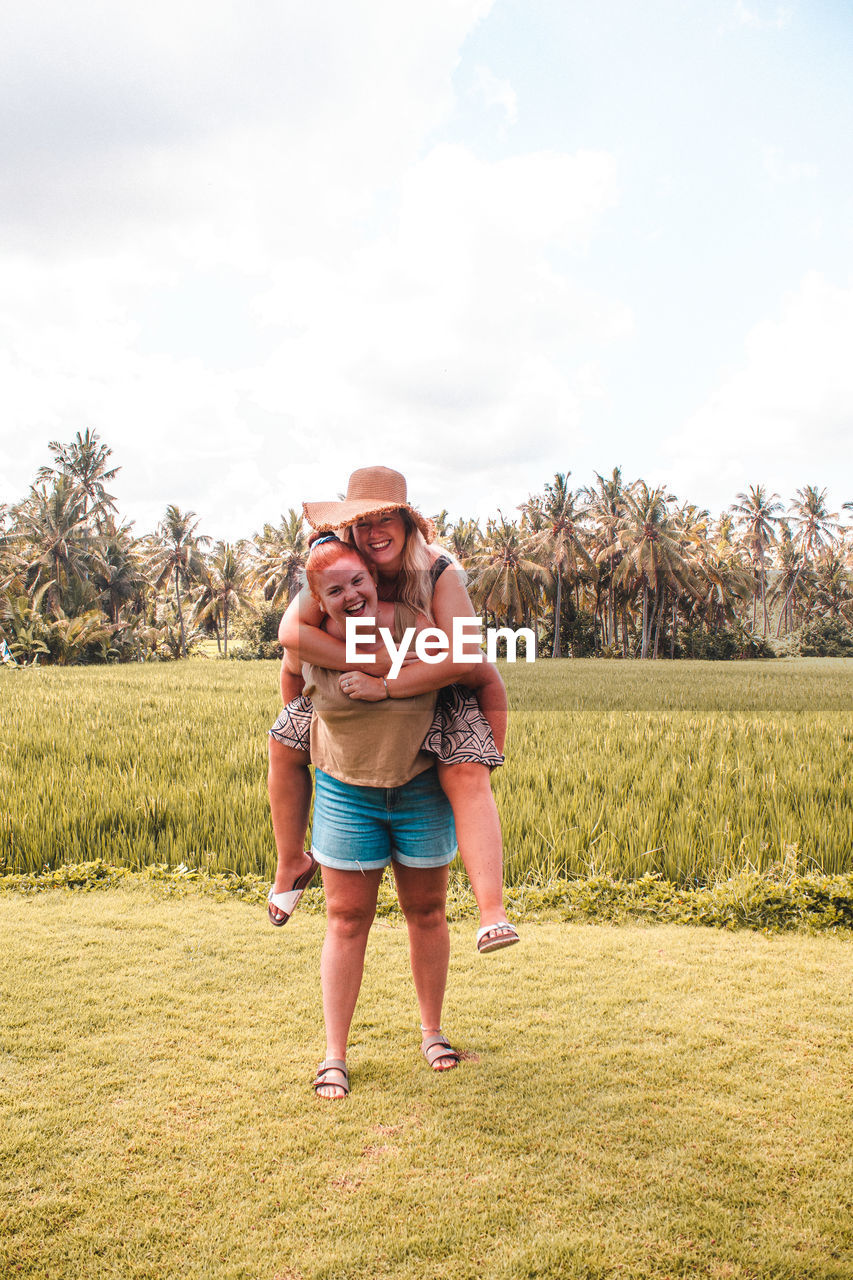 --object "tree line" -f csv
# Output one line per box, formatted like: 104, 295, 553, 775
1, 431, 852, 665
